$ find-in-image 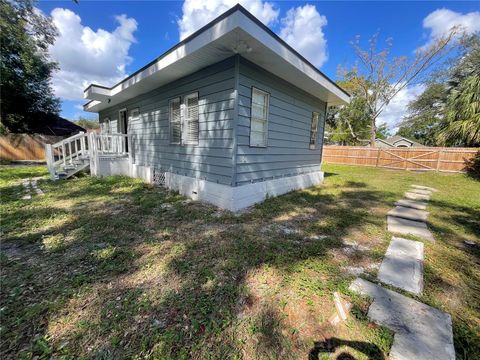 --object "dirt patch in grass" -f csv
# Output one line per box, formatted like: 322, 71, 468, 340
1, 164, 478, 359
